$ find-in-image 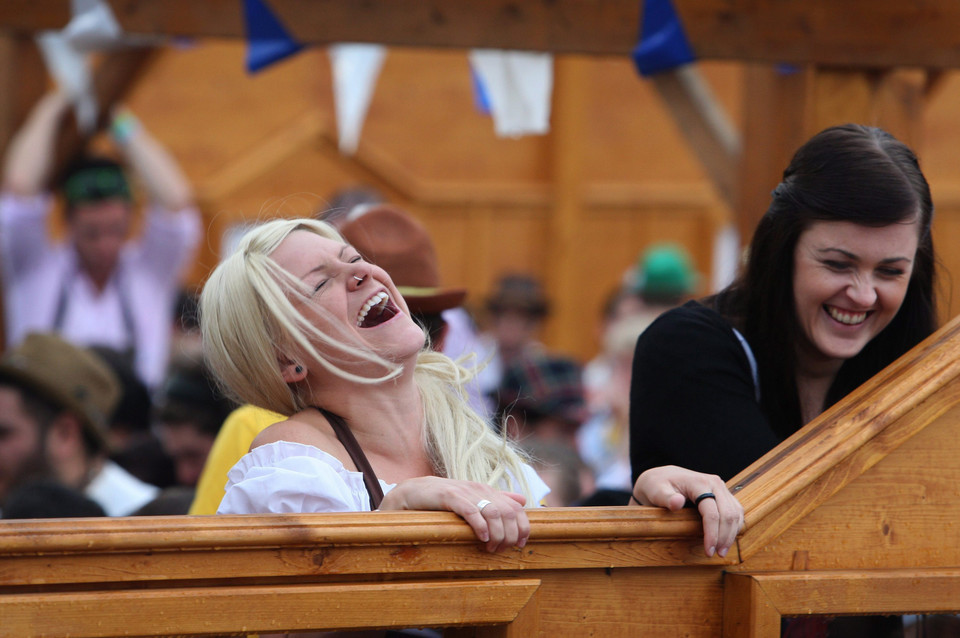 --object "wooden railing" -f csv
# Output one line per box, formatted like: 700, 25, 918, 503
4, 315, 960, 637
